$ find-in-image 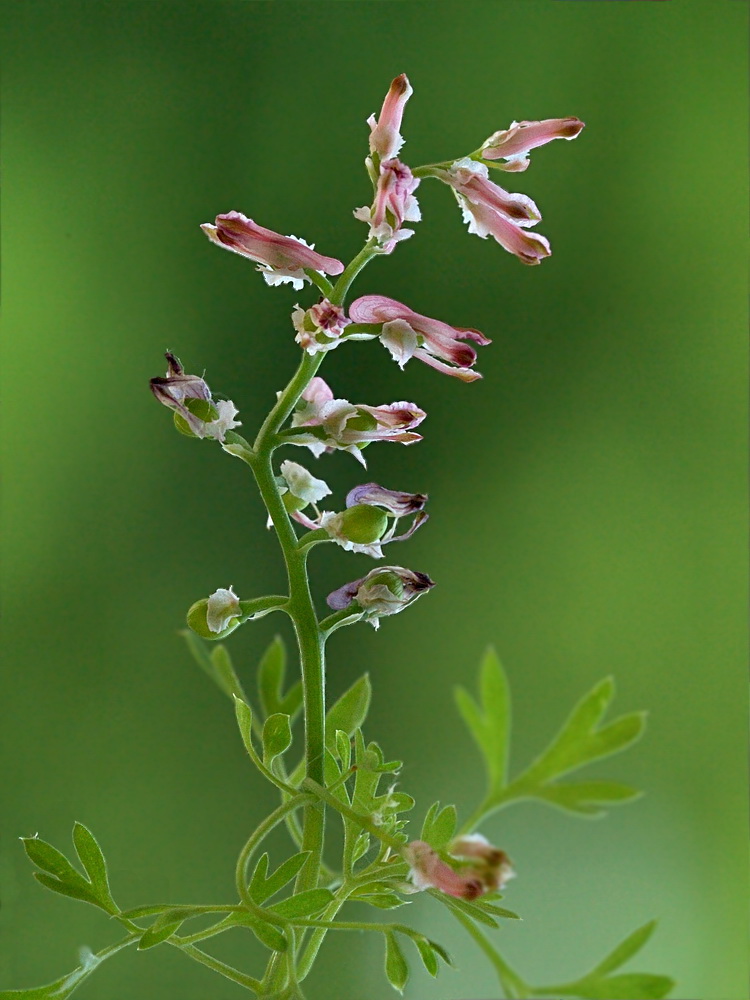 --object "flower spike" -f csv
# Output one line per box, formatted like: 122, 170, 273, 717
349, 296, 490, 381
201, 211, 344, 290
